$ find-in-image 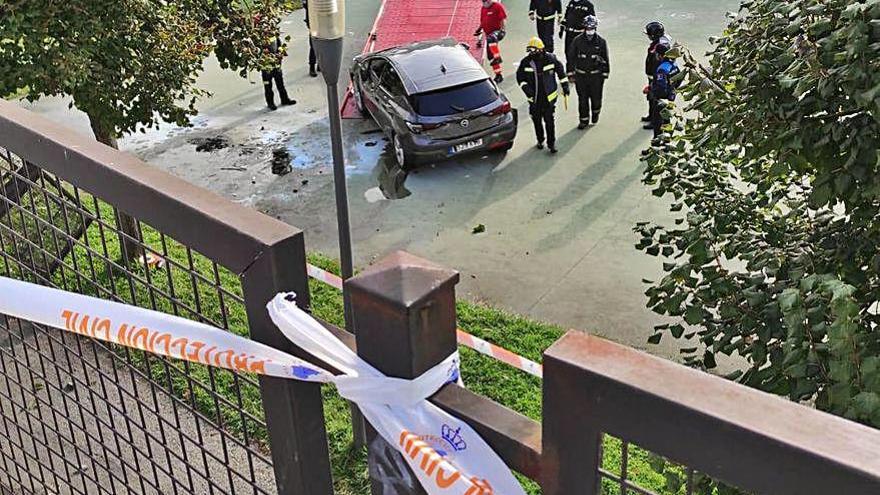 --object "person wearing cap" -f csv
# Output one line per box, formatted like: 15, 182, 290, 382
529, 0, 562, 53
475, 0, 509, 83
643, 21, 671, 128
566, 15, 609, 129
517, 37, 569, 153
649, 42, 682, 139
560, 0, 595, 56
